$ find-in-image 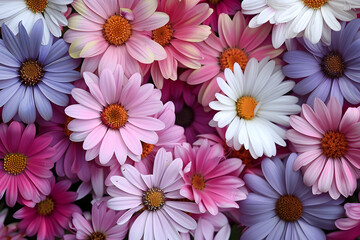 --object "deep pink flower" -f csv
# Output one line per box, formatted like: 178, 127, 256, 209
287, 97, 360, 199
65, 65, 165, 165
142, 0, 212, 88
14, 179, 81, 240
182, 11, 284, 107
64, 0, 169, 76
201, 0, 241, 32
176, 140, 248, 215
0, 122, 54, 207
64, 200, 128, 240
